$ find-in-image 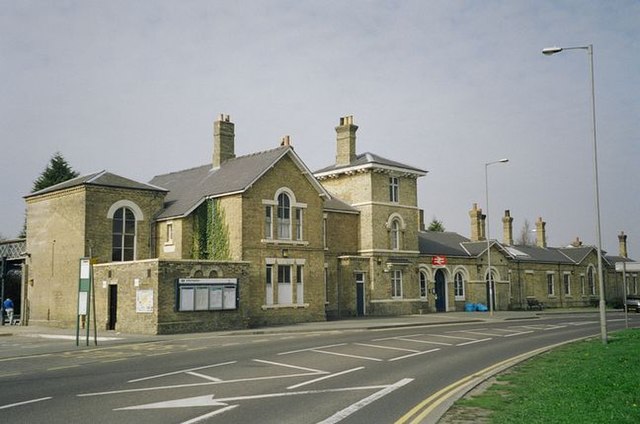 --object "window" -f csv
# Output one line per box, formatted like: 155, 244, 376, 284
295, 208, 303, 240
580, 274, 586, 296
166, 223, 173, 244
278, 264, 292, 304
296, 265, 304, 304
419, 271, 428, 299
277, 193, 291, 239
391, 219, 401, 250
324, 266, 329, 303
547, 273, 555, 296
266, 264, 273, 305
389, 177, 399, 202
563, 273, 571, 296
264, 206, 273, 239
323, 215, 327, 249
588, 267, 596, 295
454, 271, 465, 300
392, 270, 403, 298
112, 207, 135, 261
